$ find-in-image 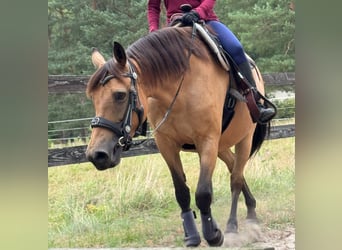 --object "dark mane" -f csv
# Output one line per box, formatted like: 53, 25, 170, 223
87, 27, 210, 96
127, 26, 209, 87
86, 59, 126, 98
